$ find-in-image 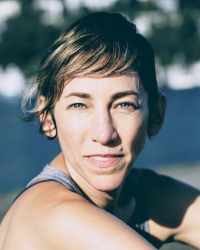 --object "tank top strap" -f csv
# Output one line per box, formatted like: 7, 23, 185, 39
27, 165, 84, 197
13, 165, 85, 204
13, 179, 63, 203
